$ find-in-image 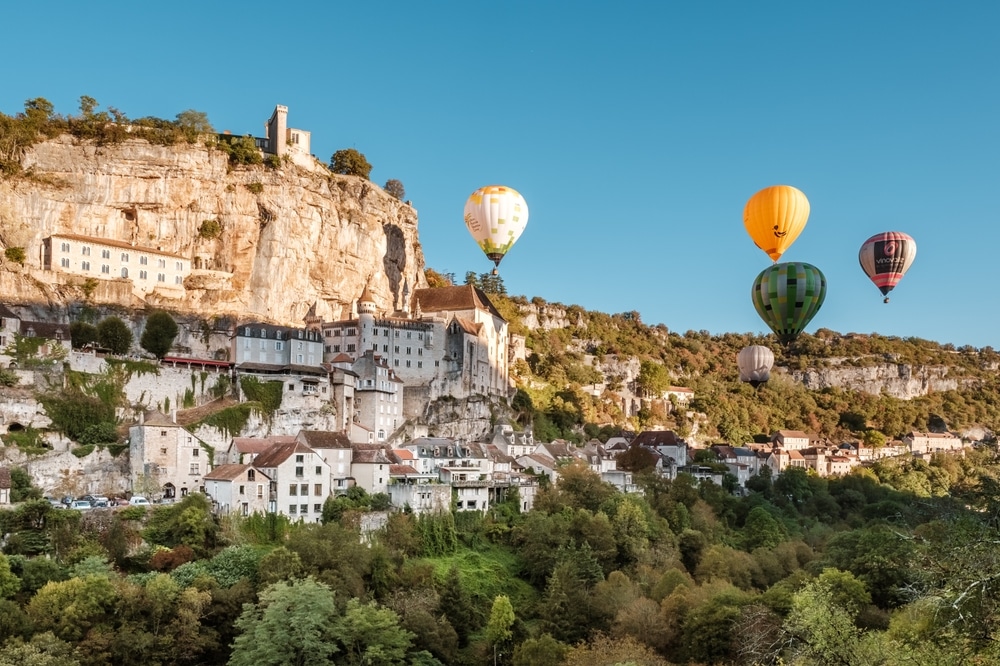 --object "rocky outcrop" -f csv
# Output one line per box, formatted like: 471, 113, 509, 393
786, 363, 967, 399
0, 135, 427, 325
